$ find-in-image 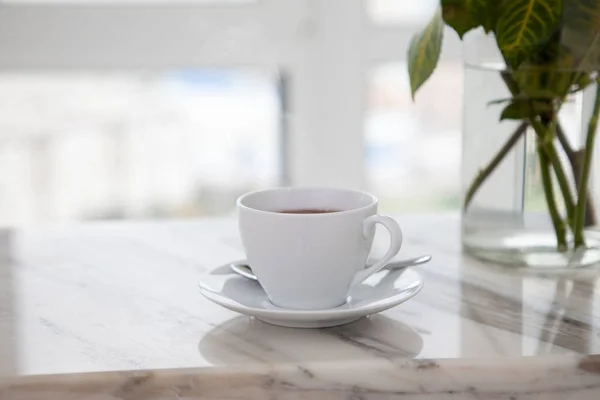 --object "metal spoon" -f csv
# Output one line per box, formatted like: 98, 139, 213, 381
230, 255, 432, 281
